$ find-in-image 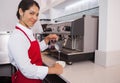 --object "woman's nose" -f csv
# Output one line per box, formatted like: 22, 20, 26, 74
33, 15, 38, 20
